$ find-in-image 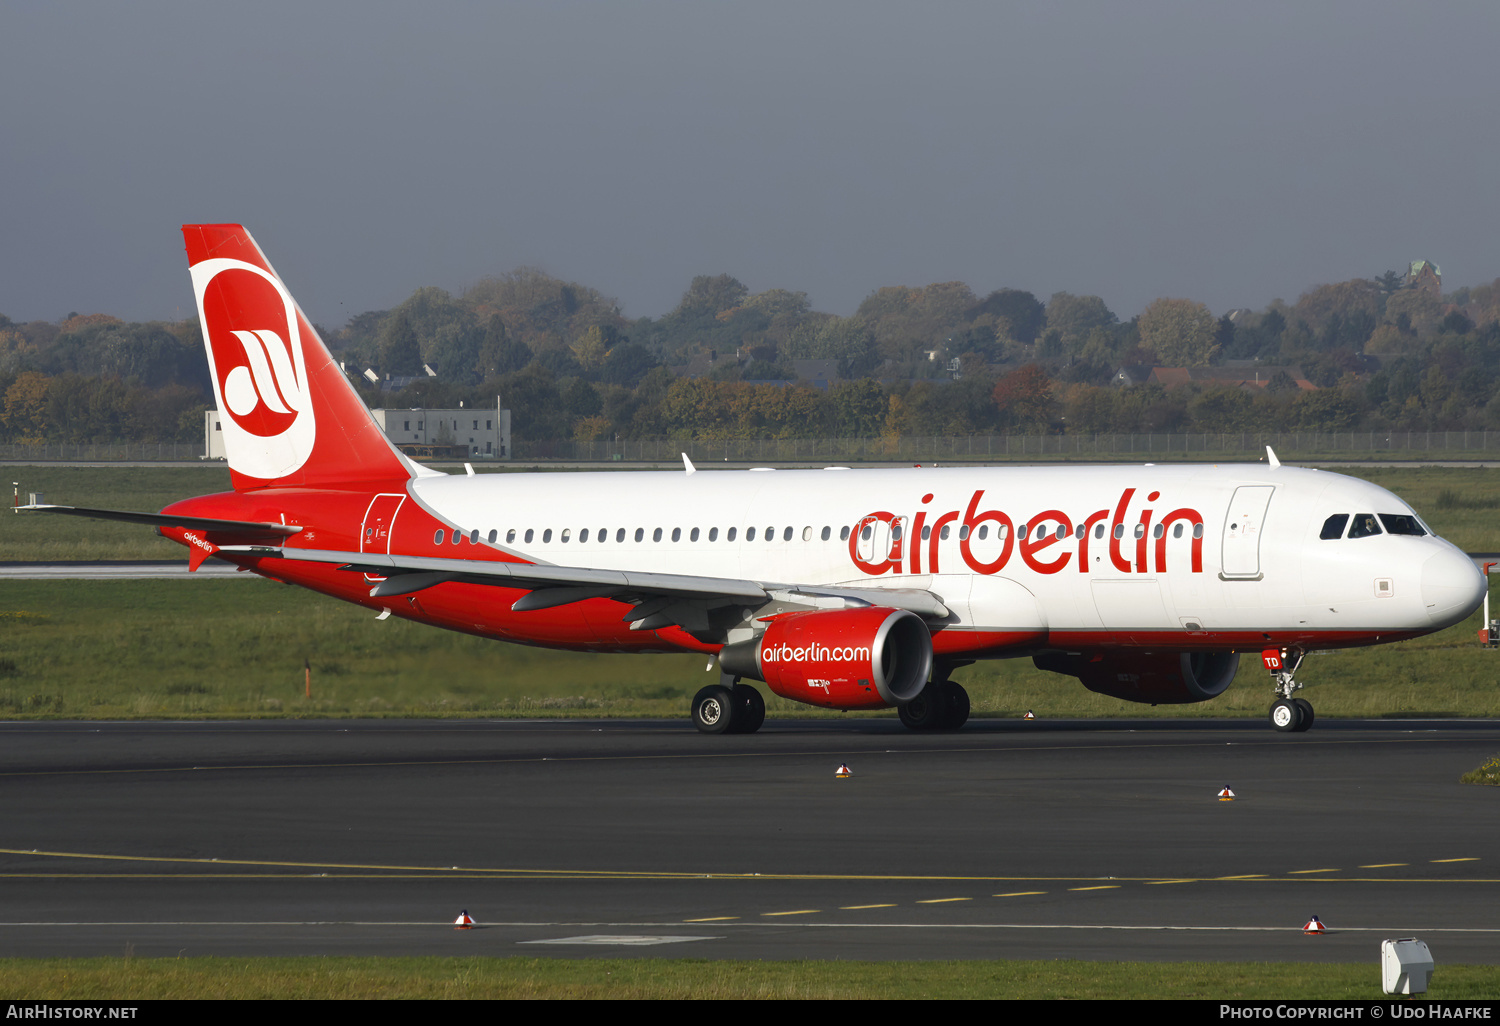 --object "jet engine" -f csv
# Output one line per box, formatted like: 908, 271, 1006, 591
718, 606, 933, 710
1033, 651, 1240, 705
